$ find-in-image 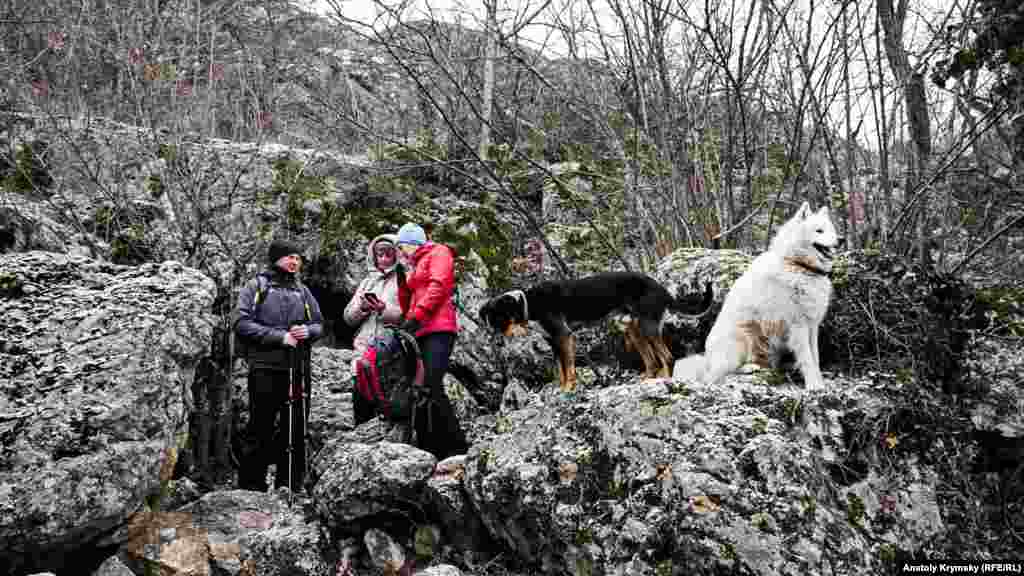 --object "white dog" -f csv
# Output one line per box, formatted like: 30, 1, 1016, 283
673, 202, 843, 390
